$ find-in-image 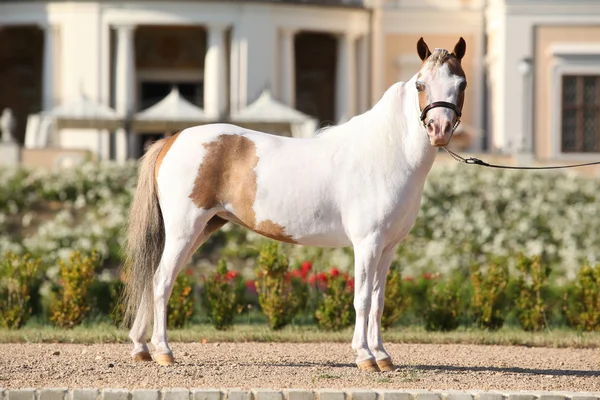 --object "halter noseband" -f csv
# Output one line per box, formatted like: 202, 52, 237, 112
419, 101, 462, 132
